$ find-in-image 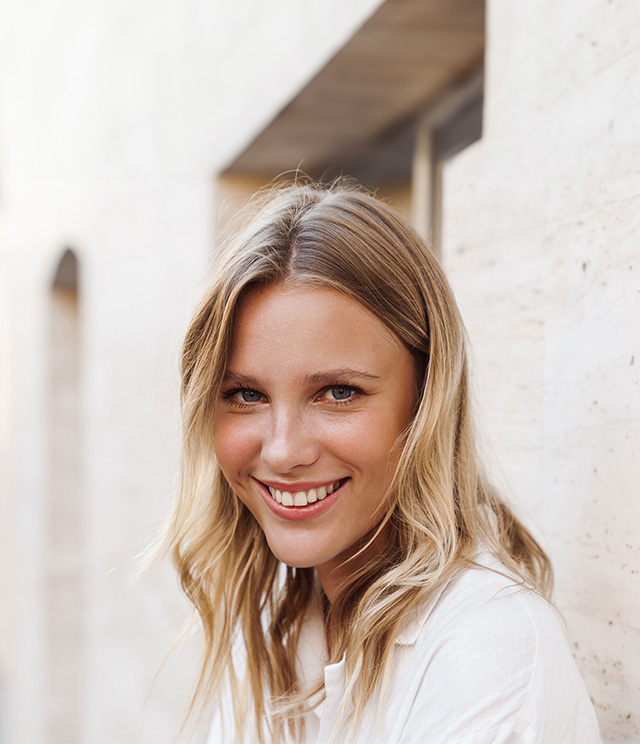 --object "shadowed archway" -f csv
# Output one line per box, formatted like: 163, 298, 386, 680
45, 247, 85, 744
